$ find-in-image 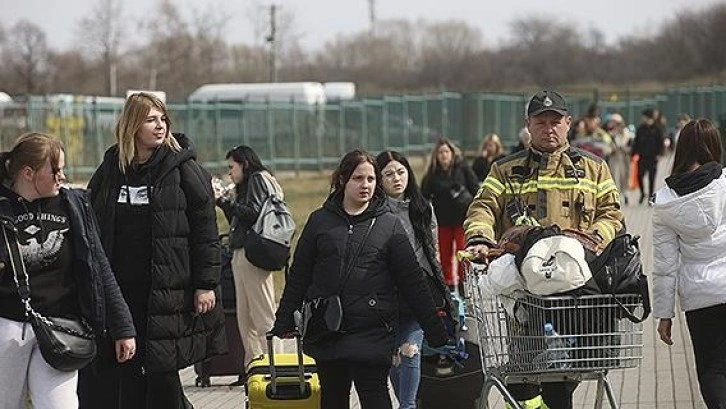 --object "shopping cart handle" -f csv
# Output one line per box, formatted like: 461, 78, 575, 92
456, 250, 477, 262
456, 249, 503, 263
